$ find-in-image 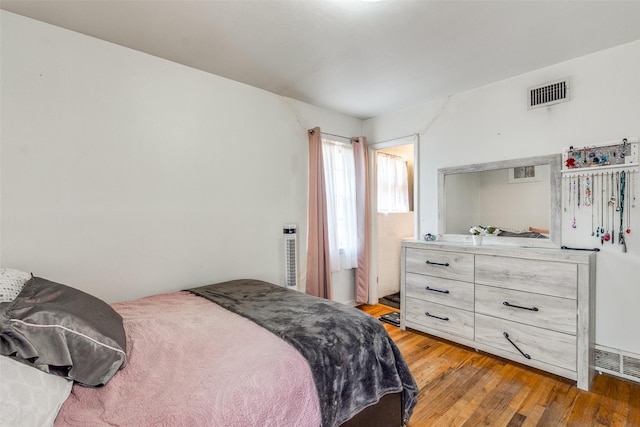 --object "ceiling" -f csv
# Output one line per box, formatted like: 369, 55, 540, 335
2, 1, 640, 119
